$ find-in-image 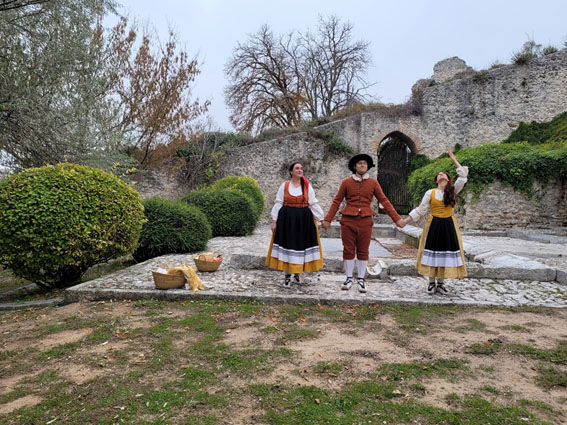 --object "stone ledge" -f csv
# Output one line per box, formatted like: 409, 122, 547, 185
0, 298, 64, 311
393, 224, 561, 282
63, 286, 515, 308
